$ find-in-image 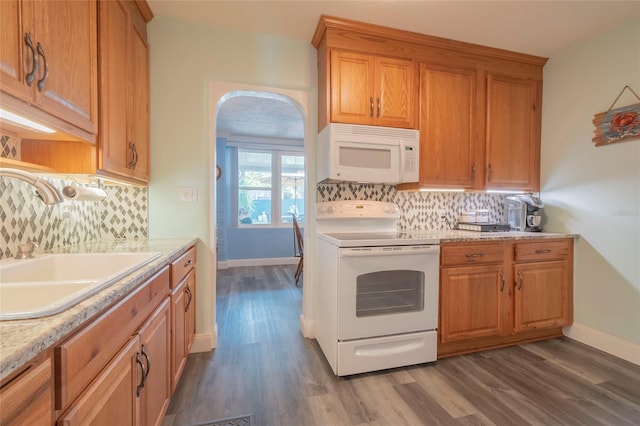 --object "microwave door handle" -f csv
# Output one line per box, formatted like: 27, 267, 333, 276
399, 140, 406, 182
